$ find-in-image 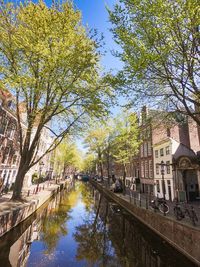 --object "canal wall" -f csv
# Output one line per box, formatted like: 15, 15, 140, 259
90, 181, 200, 266
0, 181, 71, 238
